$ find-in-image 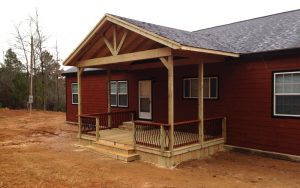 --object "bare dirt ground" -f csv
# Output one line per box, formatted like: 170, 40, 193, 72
0, 109, 300, 188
